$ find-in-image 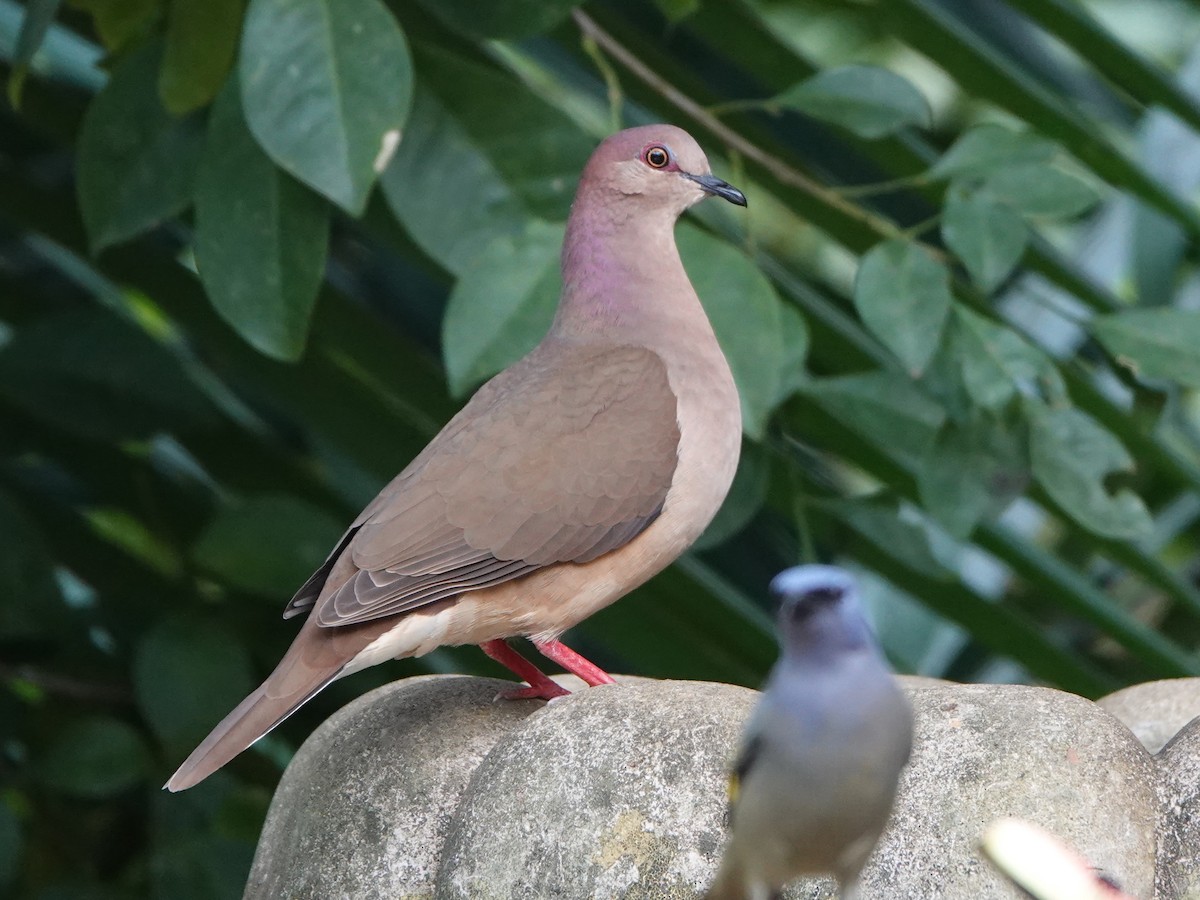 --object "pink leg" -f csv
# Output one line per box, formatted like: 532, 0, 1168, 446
479, 639, 570, 700
533, 639, 617, 687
